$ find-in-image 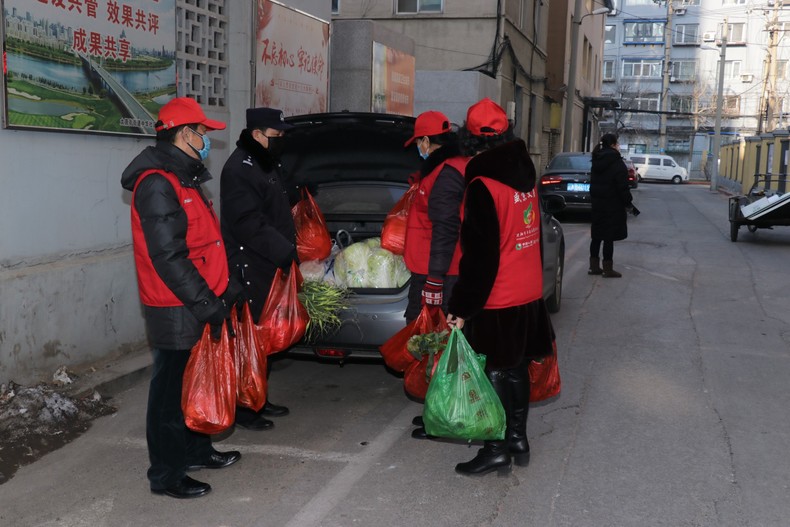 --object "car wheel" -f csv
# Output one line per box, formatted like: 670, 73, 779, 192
672, 175, 682, 184
546, 246, 564, 314
730, 221, 739, 242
